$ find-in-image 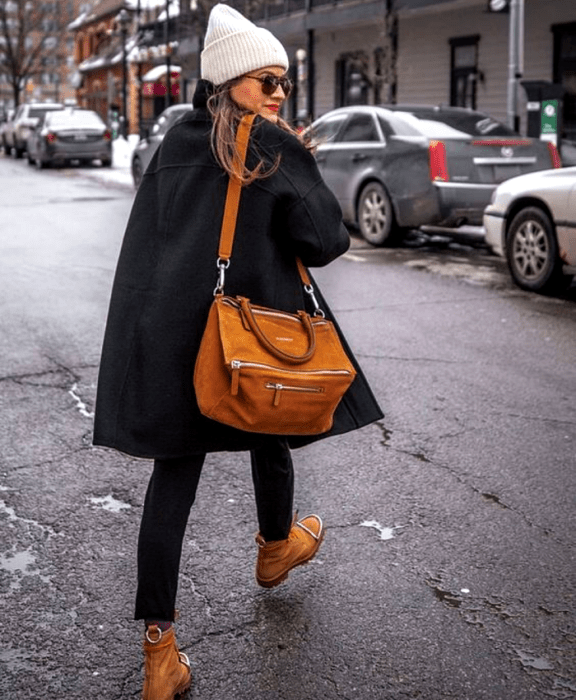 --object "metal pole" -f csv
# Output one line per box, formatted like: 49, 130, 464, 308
165, 0, 171, 109
507, 0, 524, 132
137, 0, 142, 136
307, 28, 314, 121
122, 25, 128, 137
